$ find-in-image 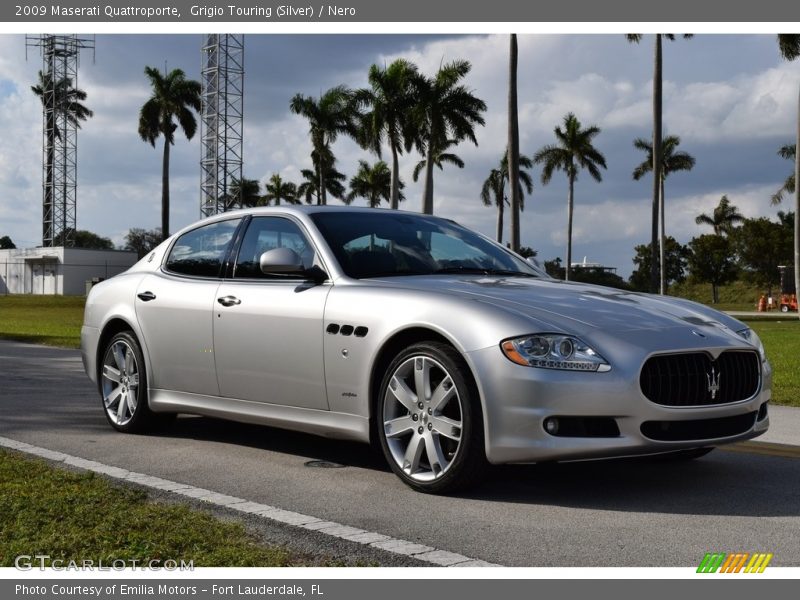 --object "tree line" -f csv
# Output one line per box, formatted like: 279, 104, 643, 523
624, 197, 795, 303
